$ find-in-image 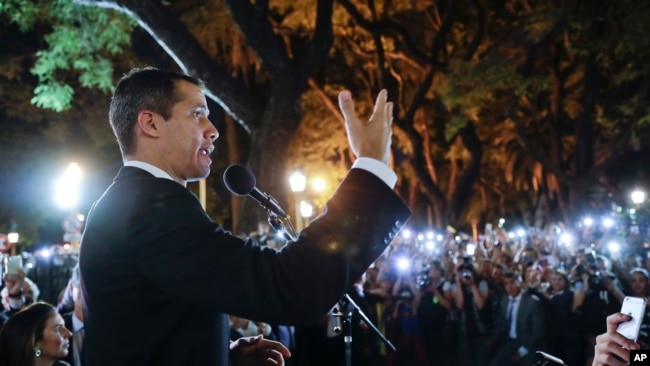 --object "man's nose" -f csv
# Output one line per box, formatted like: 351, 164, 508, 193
207, 124, 219, 141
